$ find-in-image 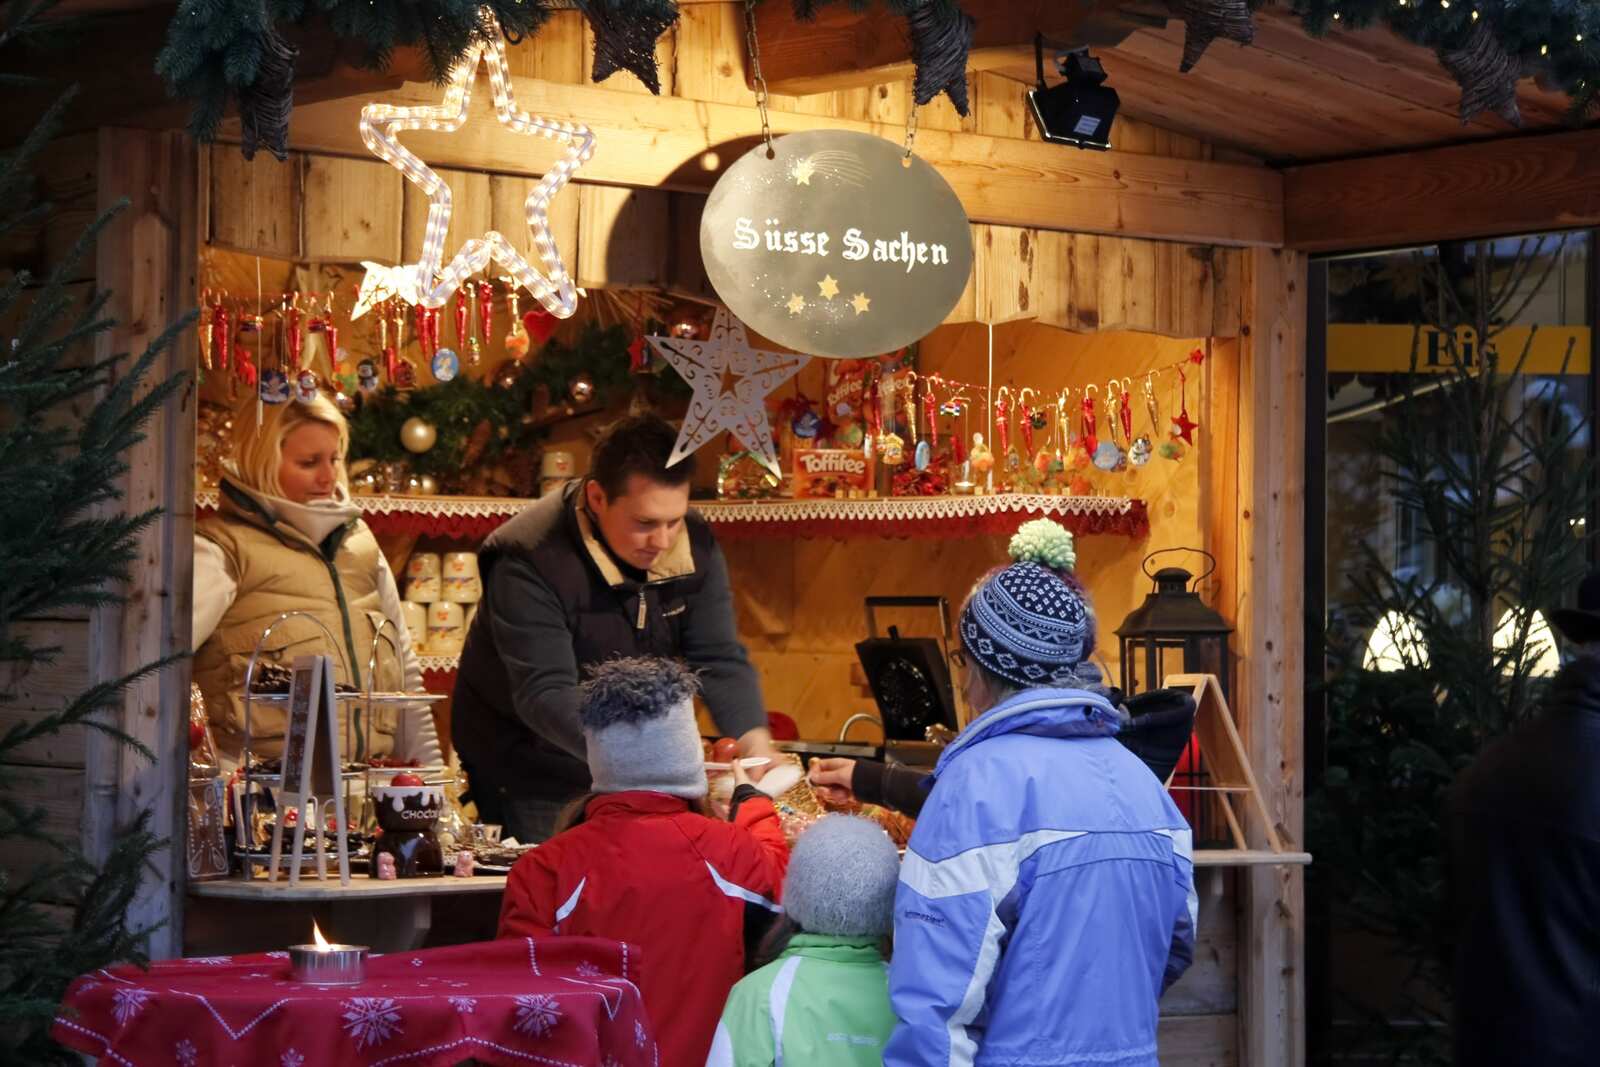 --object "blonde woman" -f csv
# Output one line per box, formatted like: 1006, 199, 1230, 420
192, 393, 440, 771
